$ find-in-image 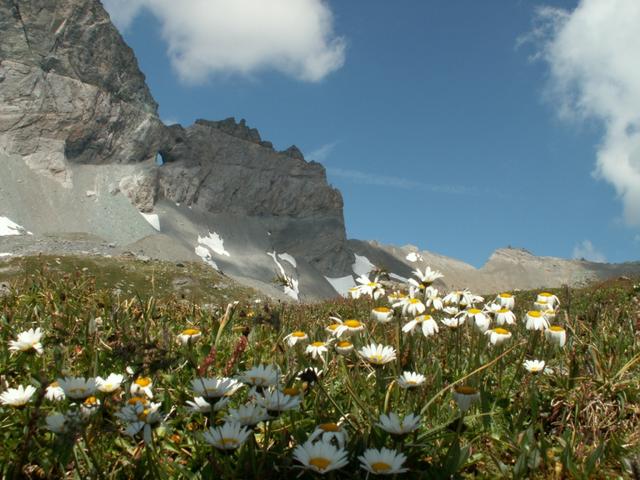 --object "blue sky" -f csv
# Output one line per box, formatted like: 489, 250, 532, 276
105, 0, 640, 267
